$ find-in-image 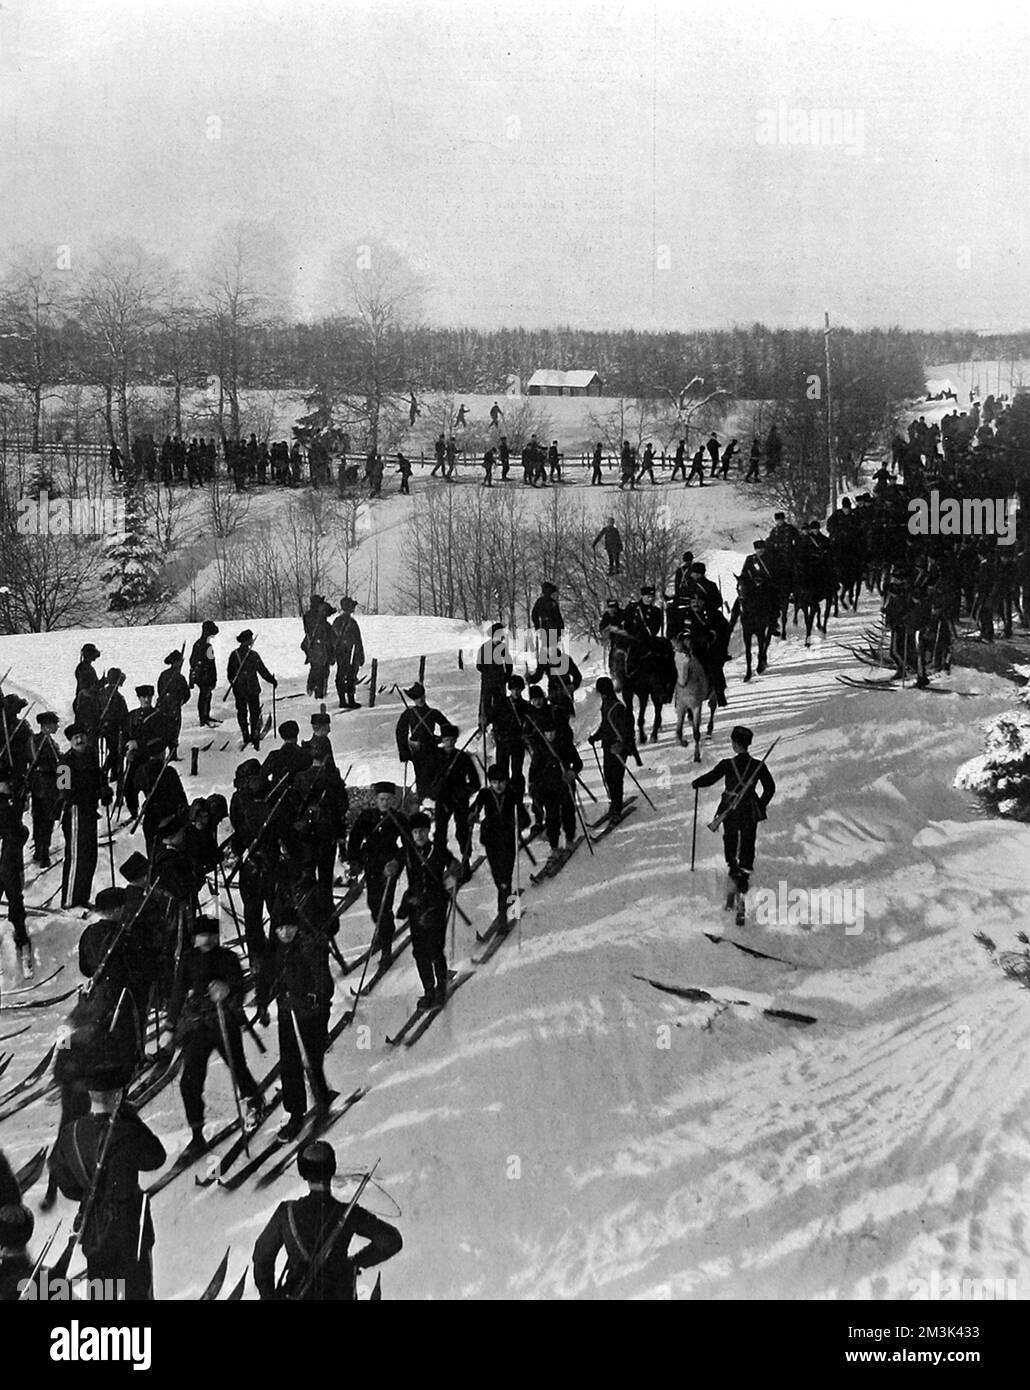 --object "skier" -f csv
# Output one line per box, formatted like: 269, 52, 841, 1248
28, 711, 61, 868
256, 916, 335, 1143
332, 597, 365, 710
122, 686, 172, 817
476, 621, 513, 732
0, 763, 31, 976
408, 390, 420, 427
291, 736, 349, 928
97, 669, 129, 789
530, 581, 564, 666
744, 438, 762, 482
638, 442, 657, 484
227, 630, 277, 749
706, 431, 721, 476
230, 759, 280, 964
593, 517, 623, 575
588, 678, 637, 820
619, 441, 636, 490
599, 599, 631, 686
491, 673, 529, 800
396, 452, 412, 494
394, 683, 448, 802
163, 916, 263, 1154
48, 1059, 167, 1300
156, 650, 190, 760
431, 433, 446, 477
188, 620, 220, 727
691, 725, 776, 910
527, 708, 582, 865
58, 724, 111, 911
670, 438, 688, 482
347, 782, 407, 971
73, 643, 103, 741
686, 445, 707, 486
590, 441, 604, 485
498, 436, 510, 479
431, 723, 480, 868
482, 446, 495, 486
395, 810, 460, 1009
471, 765, 529, 931
301, 596, 335, 701
454, 403, 468, 428
252, 1140, 402, 1300
548, 440, 562, 482
489, 400, 503, 429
